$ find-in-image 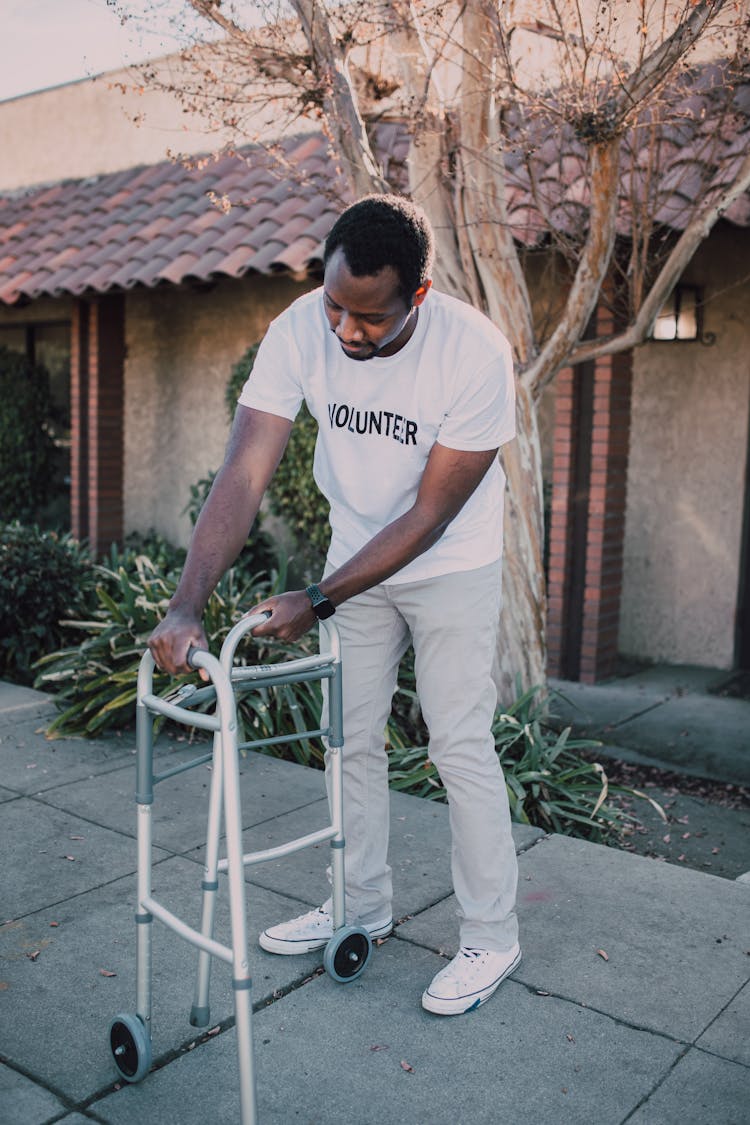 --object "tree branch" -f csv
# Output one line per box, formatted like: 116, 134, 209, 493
289, 0, 390, 198
613, 0, 727, 120
564, 146, 750, 368
454, 0, 536, 361
523, 138, 621, 397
